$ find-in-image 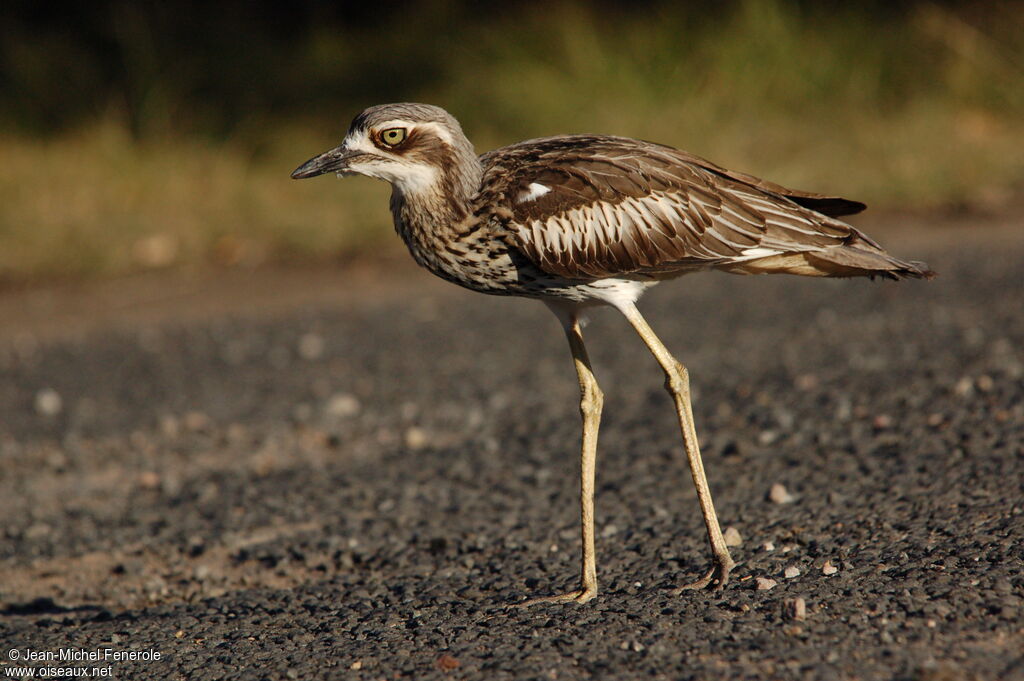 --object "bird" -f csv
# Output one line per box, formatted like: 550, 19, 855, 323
291, 103, 933, 605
